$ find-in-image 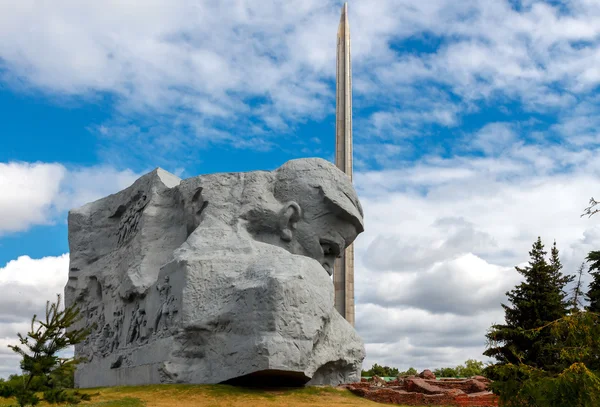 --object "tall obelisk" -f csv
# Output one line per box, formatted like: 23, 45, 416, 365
334, 2, 354, 327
